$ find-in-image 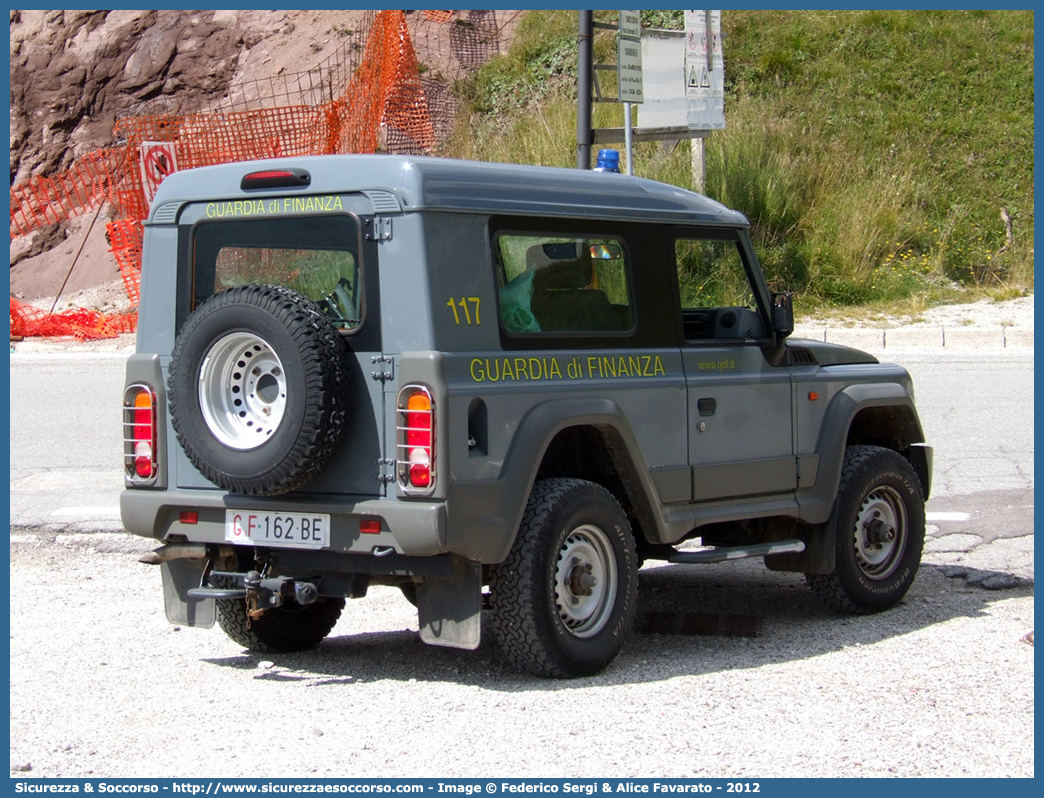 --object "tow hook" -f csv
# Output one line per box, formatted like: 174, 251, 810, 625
187, 570, 319, 616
